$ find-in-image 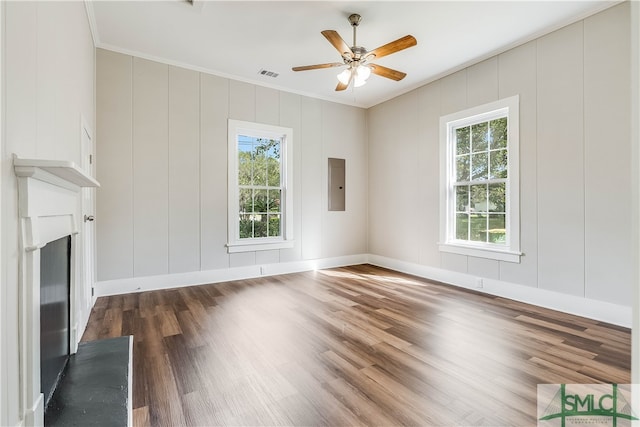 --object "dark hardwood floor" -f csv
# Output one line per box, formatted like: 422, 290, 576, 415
82, 264, 631, 426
